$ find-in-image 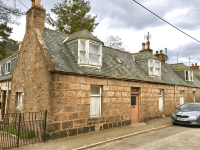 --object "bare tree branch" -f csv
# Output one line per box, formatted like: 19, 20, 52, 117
105, 35, 125, 50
